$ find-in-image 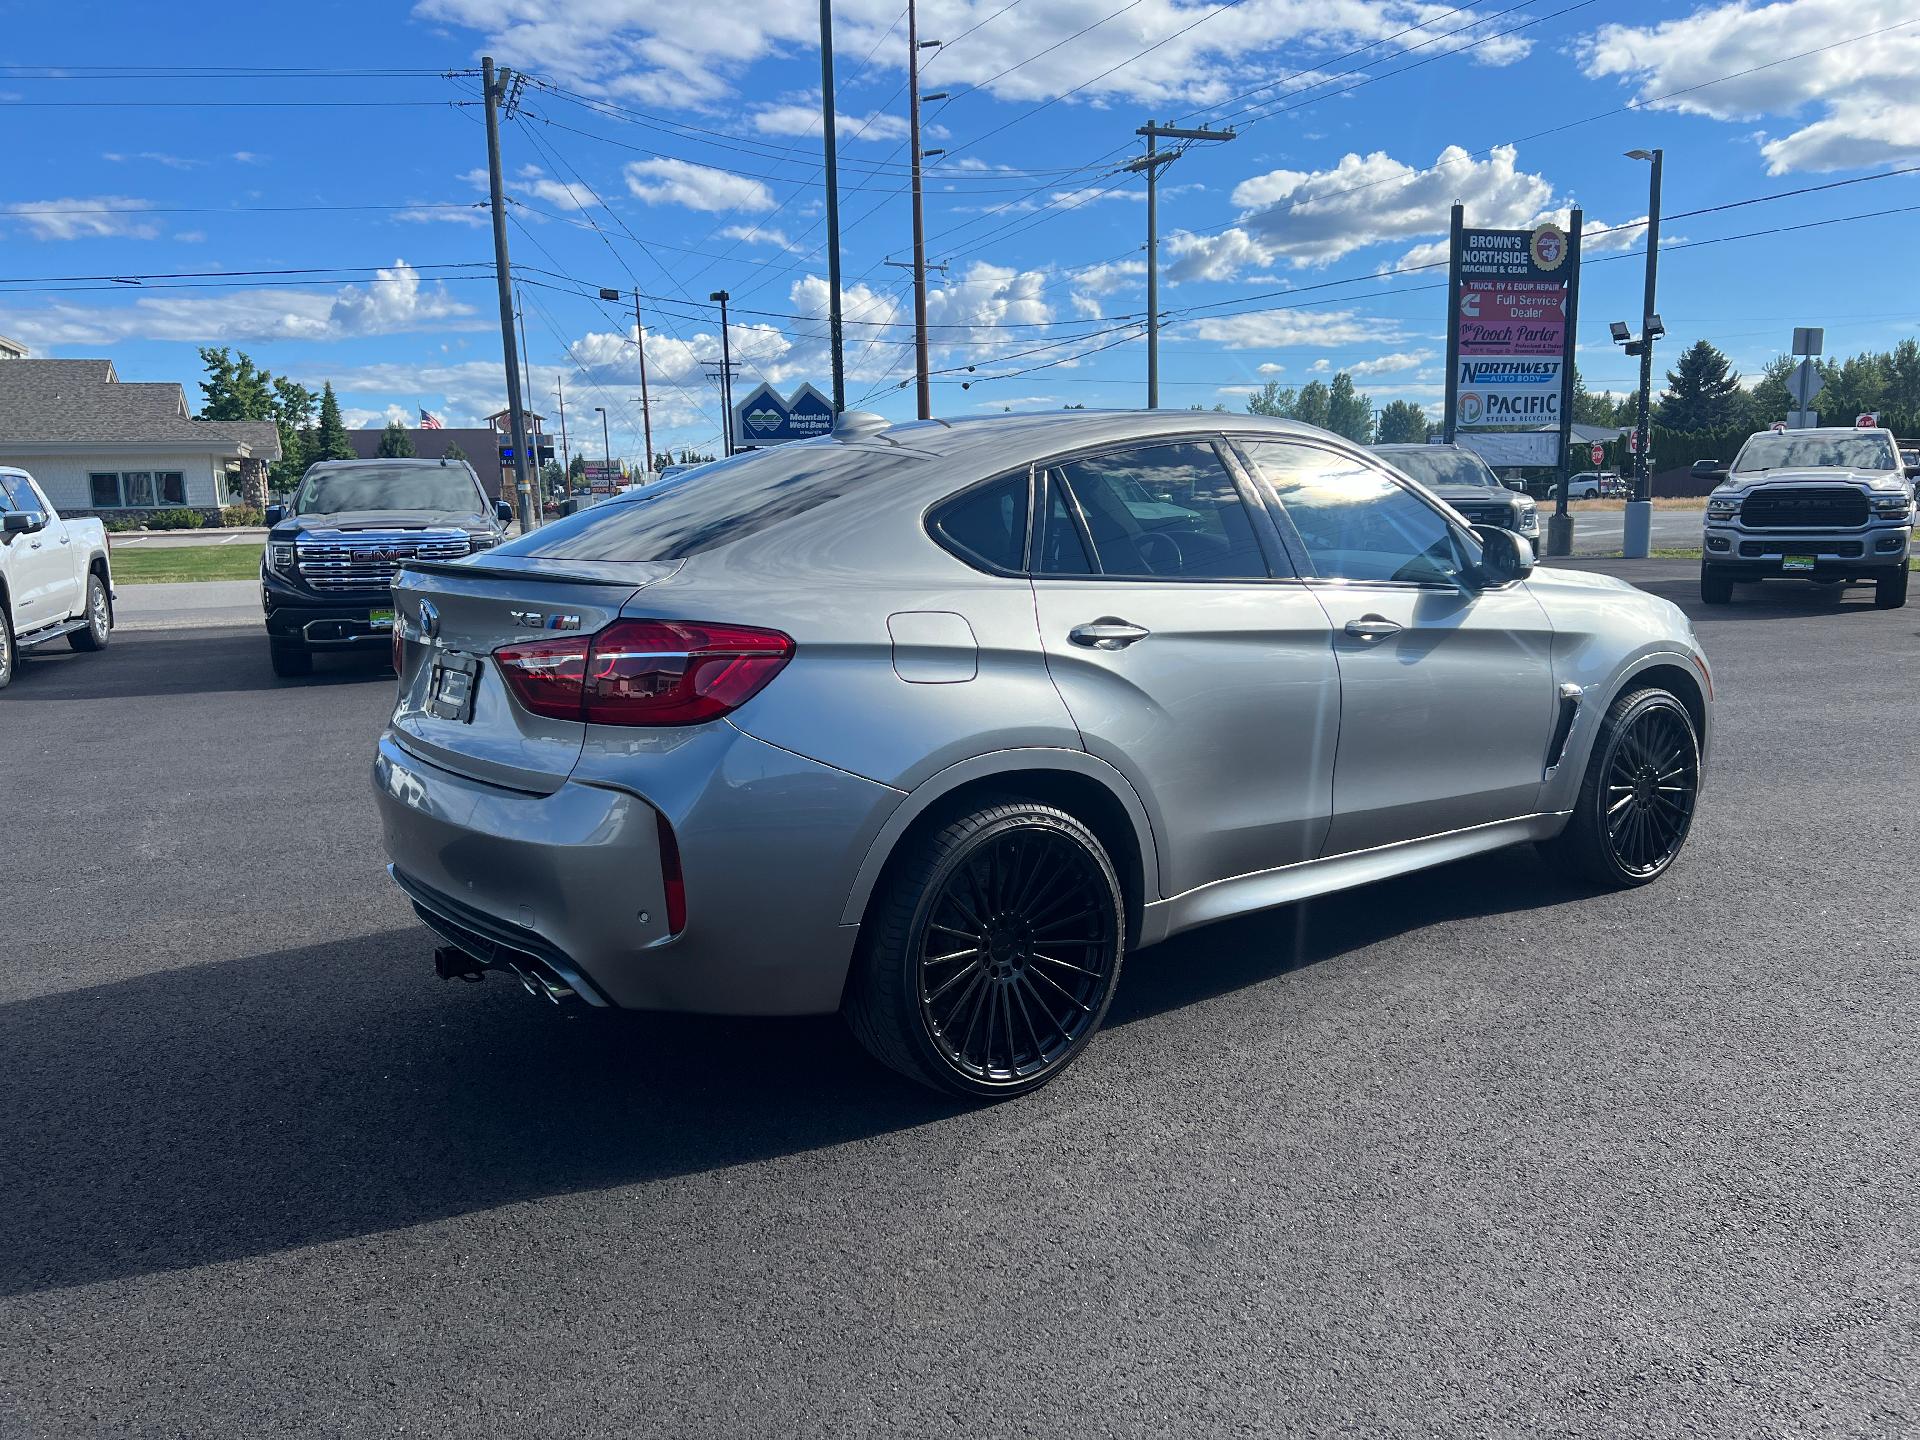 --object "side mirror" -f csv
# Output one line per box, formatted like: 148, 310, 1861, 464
263, 504, 285, 526
1505, 479, 1526, 492
1471, 526, 1534, 586
495, 499, 515, 523
3, 509, 45, 536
